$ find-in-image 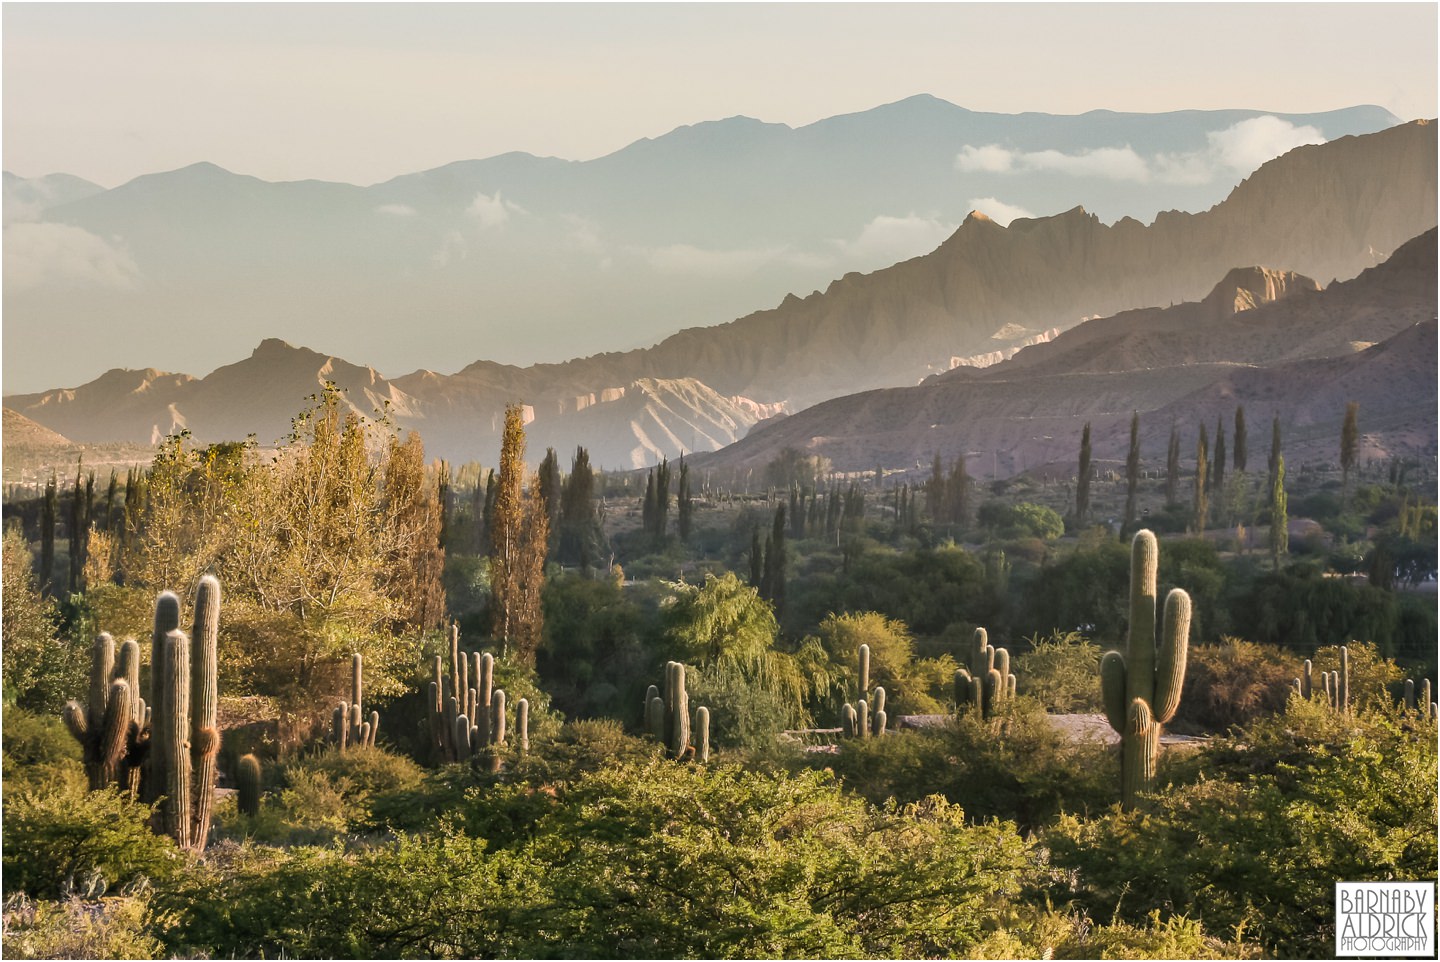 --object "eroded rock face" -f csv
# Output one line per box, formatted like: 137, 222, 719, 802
1203, 267, 1321, 319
